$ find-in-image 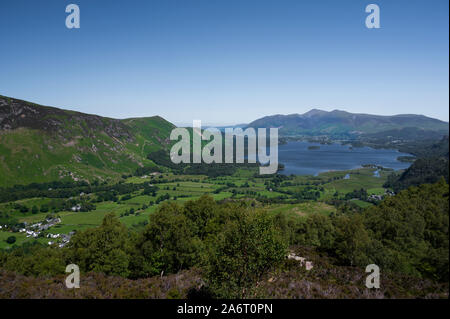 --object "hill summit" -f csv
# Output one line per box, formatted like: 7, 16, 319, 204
247, 109, 449, 137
